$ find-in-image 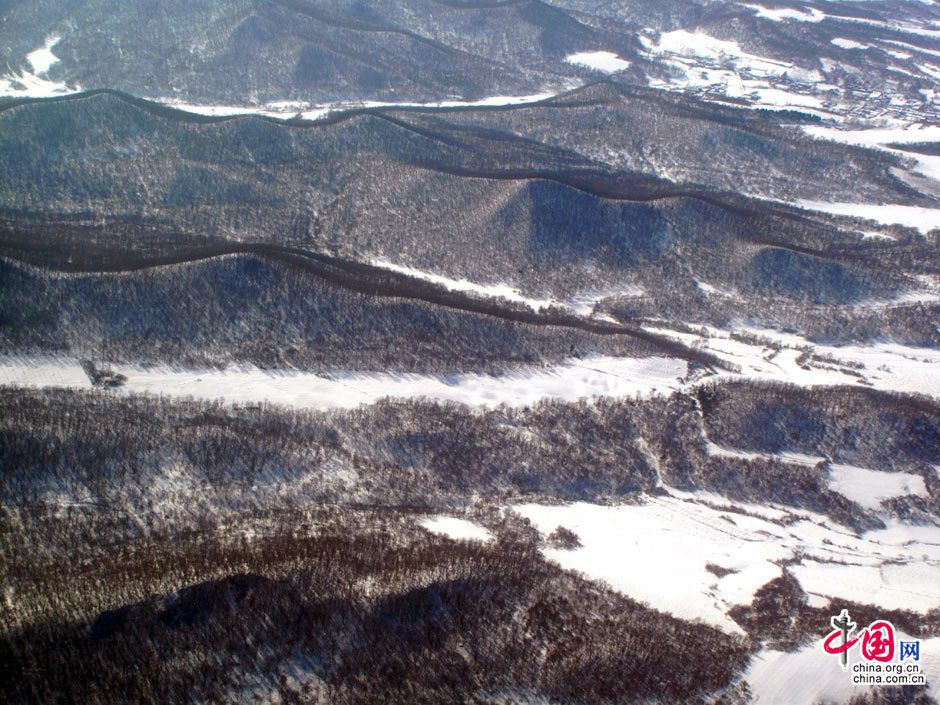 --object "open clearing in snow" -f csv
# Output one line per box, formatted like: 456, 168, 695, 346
25, 35, 61, 74
828, 463, 929, 510
642, 322, 940, 400
741, 4, 824, 23
0, 35, 79, 99
797, 200, 940, 234
515, 495, 940, 634
0, 355, 688, 410
565, 51, 631, 73
639, 28, 835, 115
368, 259, 558, 312
418, 517, 493, 543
